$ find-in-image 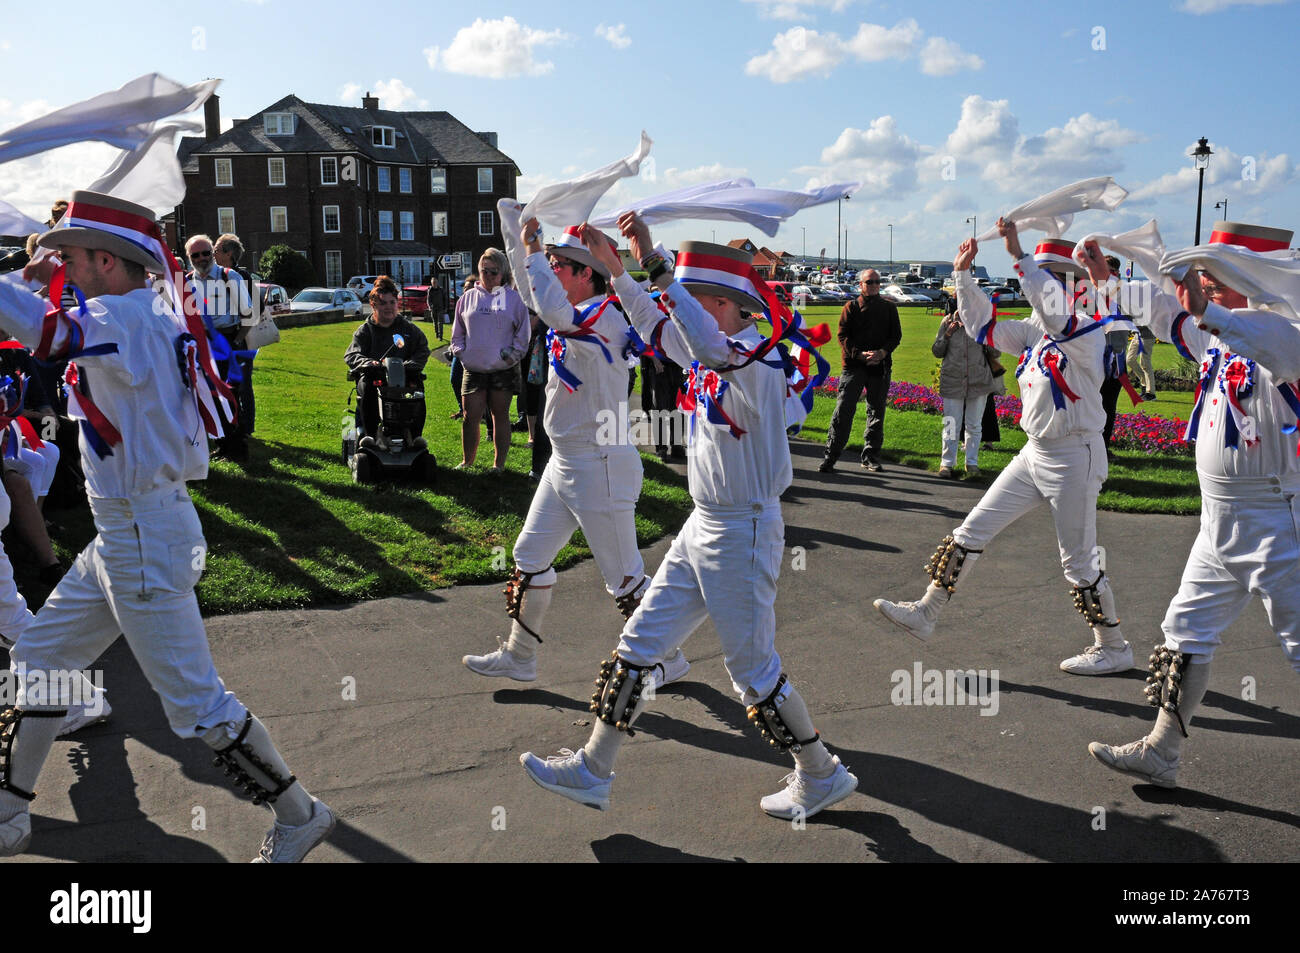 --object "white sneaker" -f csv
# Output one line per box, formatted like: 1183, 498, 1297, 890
57, 695, 113, 738
1060, 641, 1134, 675
250, 797, 336, 863
873, 598, 936, 642
655, 651, 690, 688
519, 748, 612, 810
0, 810, 31, 856
463, 639, 537, 682
760, 756, 858, 820
1088, 737, 1179, 789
